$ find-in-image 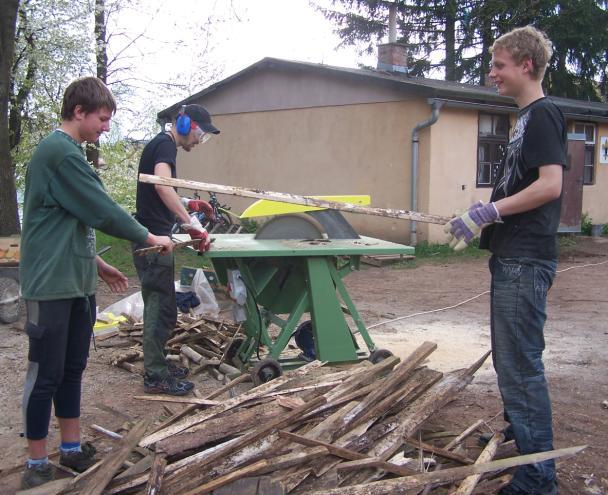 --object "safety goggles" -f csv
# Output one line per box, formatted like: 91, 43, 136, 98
191, 122, 212, 143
